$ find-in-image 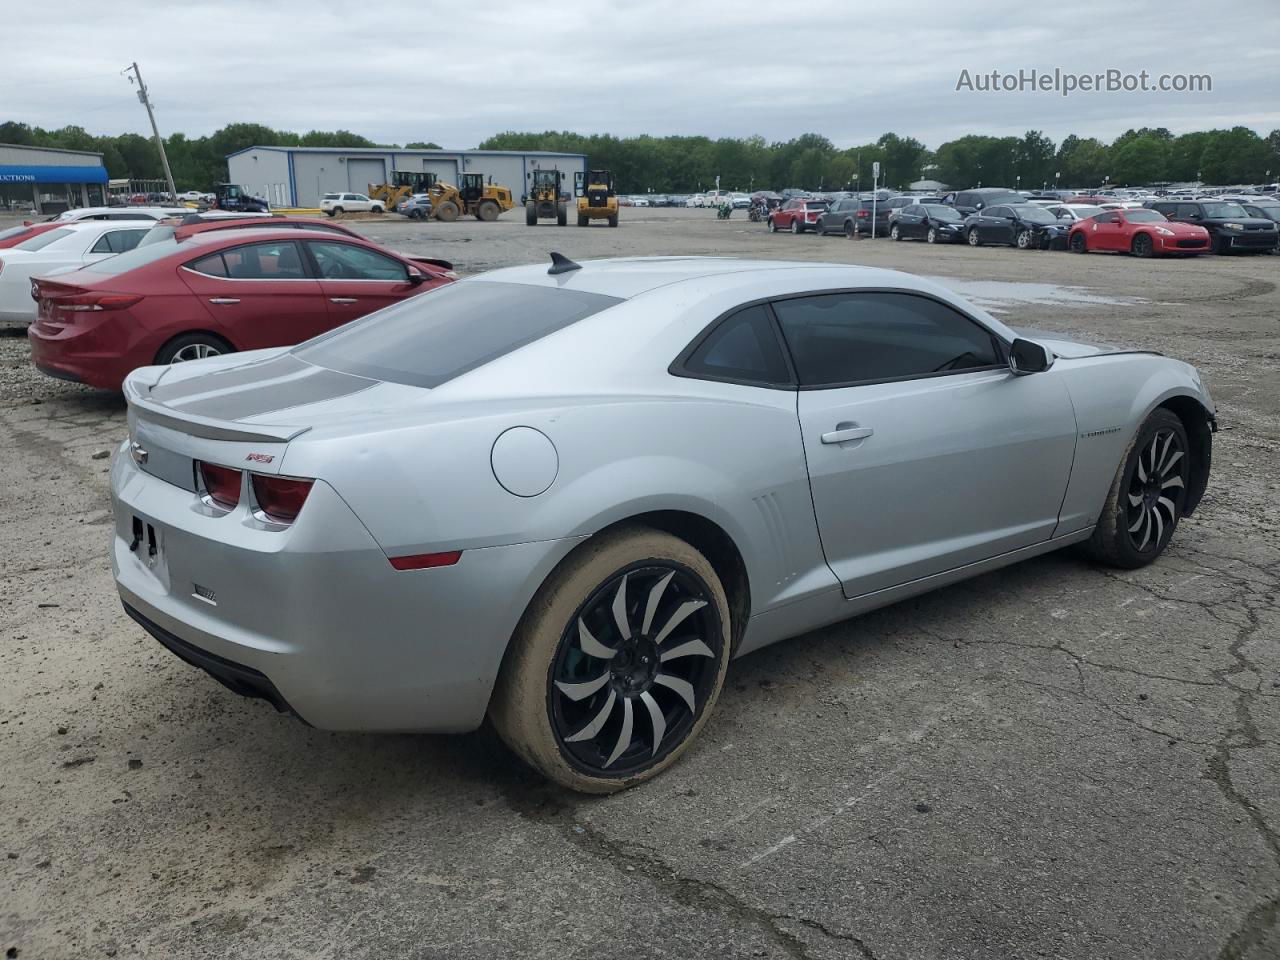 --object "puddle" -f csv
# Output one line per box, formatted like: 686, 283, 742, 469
927, 276, 1147, 313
